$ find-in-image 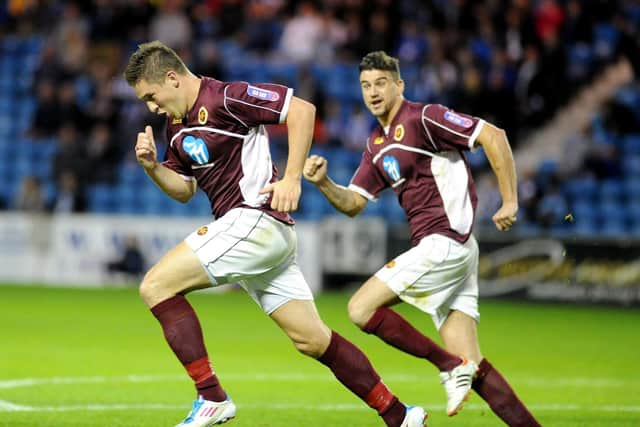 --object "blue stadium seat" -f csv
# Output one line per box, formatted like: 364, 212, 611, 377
567, 42, 593, 80
571, 200, 598, 223
87, 184, 117, 213
600, 220, 628, 237
467, 147, 488, 170
572, 218, 599, 237
622, 155, 640, 177
622, 134, 640, 155
563, 177, 598, 200
598, 200, 627, 225
593, 23, 620, 60
599, 178, 624, 202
